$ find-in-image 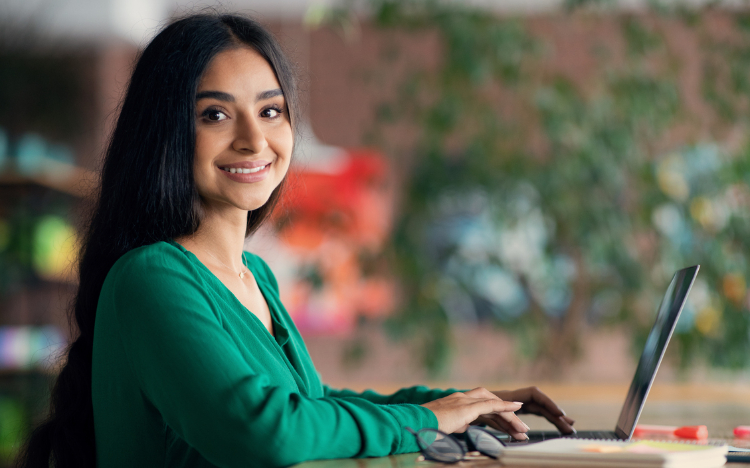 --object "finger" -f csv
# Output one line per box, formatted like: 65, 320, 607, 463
472, 415, 490, 426
475, 399, 523, 415
479, 401, 528, 434
484, 415, 529, 440
523, 387, 567, 419
465, 387, 500, 400
525, 404, 576, 434
492, 387, 575, 434
511, 431, 529, 441
490, 409, 530, 435
519, 397, 575, 428
473, 400, 526, 433
482, 414, 520, 434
